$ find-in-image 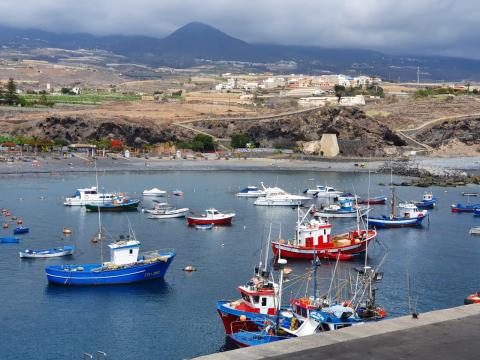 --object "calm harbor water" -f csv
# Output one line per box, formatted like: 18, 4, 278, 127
0, 170, 479, 359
